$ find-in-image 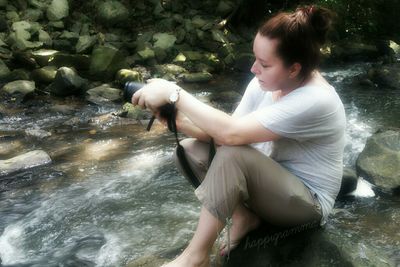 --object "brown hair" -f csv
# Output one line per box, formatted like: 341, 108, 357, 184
258, 5, 335, 80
